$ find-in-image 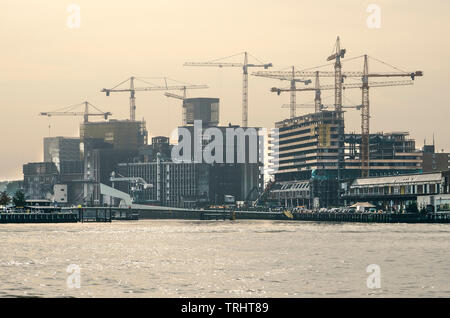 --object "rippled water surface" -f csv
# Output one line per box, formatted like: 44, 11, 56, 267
0, 220, 449, 297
